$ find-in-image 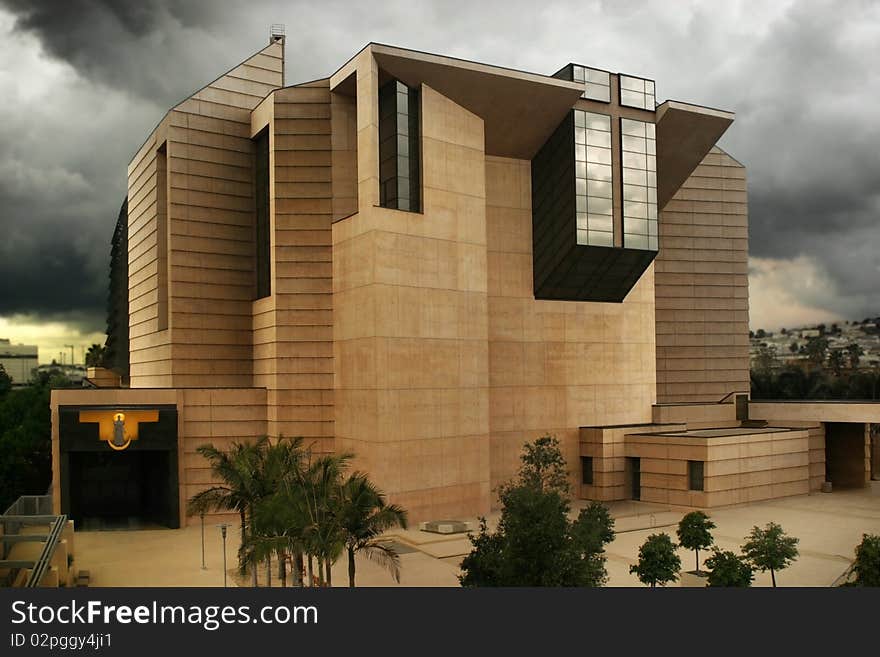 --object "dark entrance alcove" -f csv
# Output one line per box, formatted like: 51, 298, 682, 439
825, 422, 867, 489
59, 405, 179, 529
